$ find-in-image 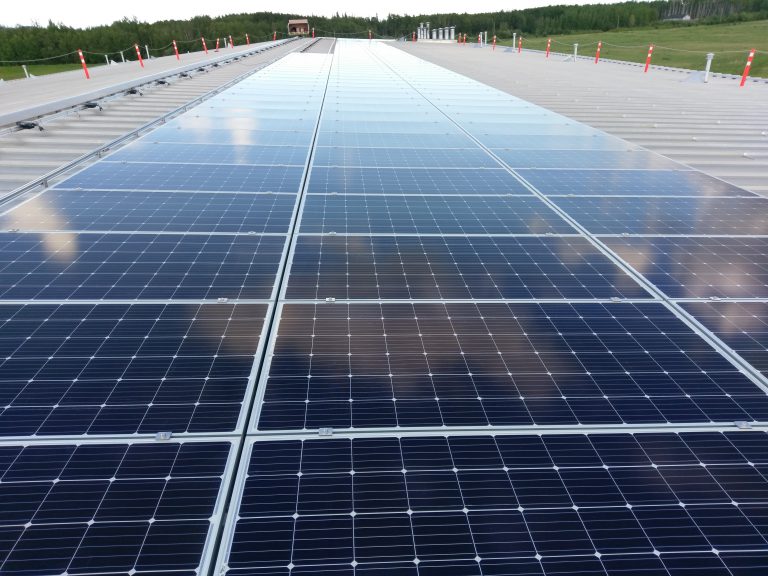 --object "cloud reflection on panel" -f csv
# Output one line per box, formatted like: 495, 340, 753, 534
4, 197, 78, 264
